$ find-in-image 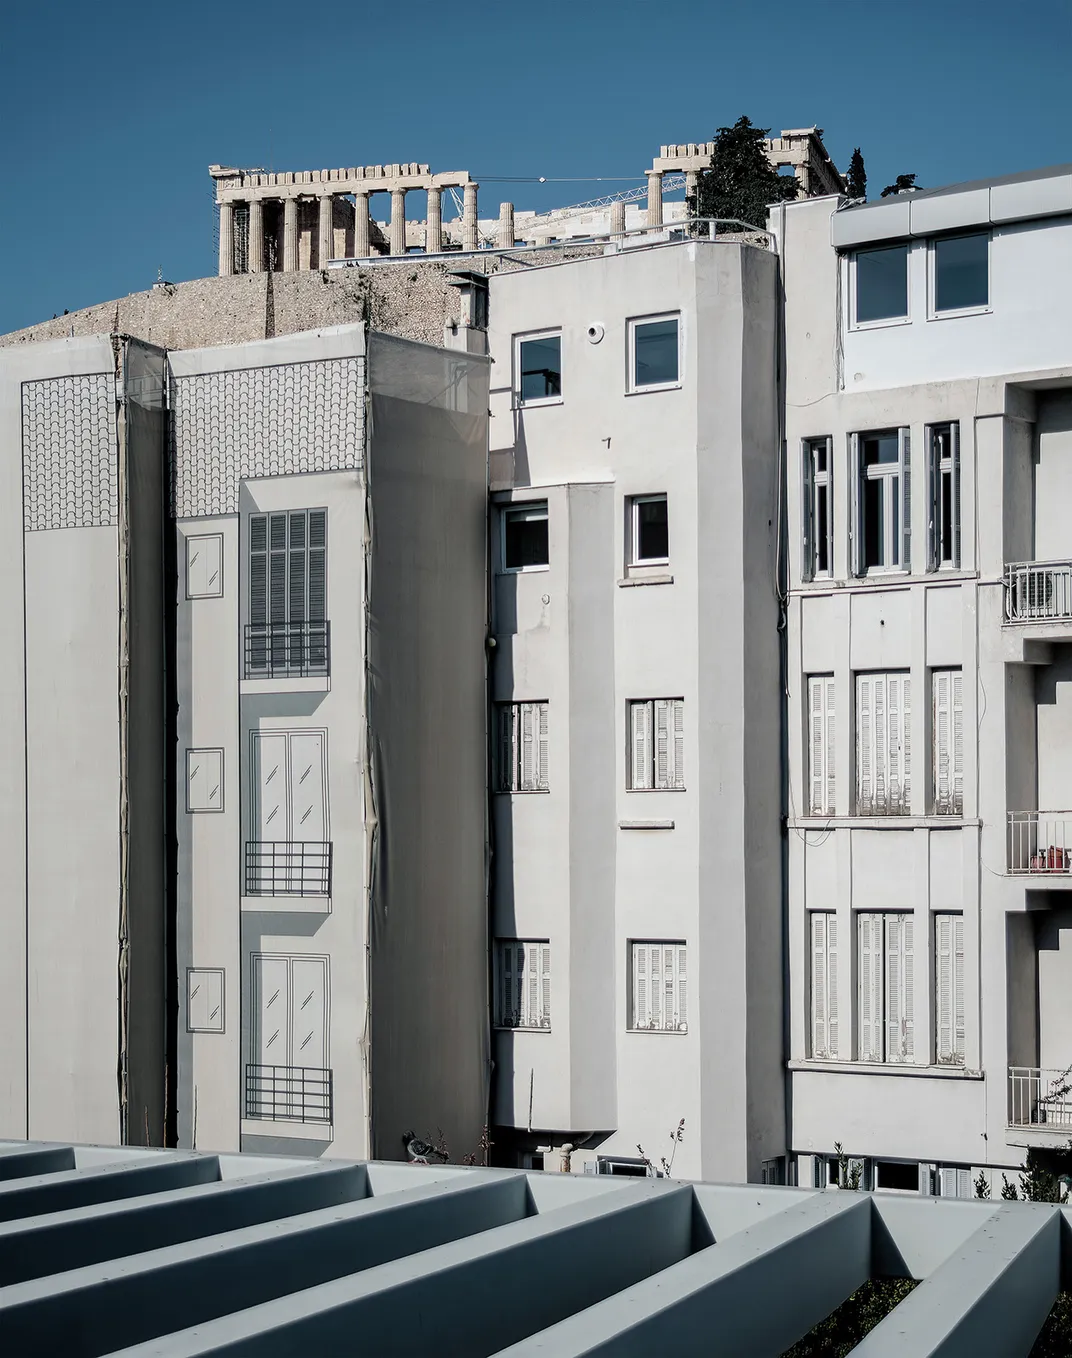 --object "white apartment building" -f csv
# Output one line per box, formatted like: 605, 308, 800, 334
486, 235, 785, 1182
773, 163, 1072, 1193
